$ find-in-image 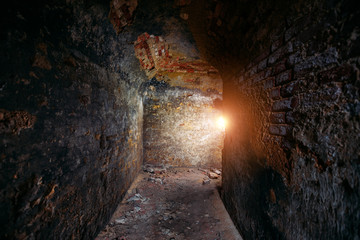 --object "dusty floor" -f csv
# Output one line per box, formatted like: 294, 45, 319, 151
95, 166, 242, 240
